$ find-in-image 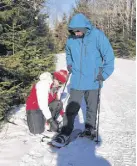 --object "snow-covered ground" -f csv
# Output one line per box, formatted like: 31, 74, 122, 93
0, 53, 136, 166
